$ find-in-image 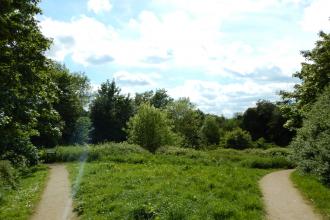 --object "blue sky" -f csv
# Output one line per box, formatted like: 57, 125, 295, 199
38, 0, 330, 116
